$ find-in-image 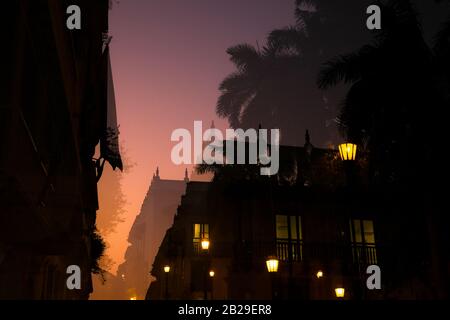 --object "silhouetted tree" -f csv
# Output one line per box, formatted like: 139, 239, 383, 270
216, 0, 372, 146
317, 0, 445, 187
95, 142, 135, 273
216, 43, 306, 145
315, 1, 450, 297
